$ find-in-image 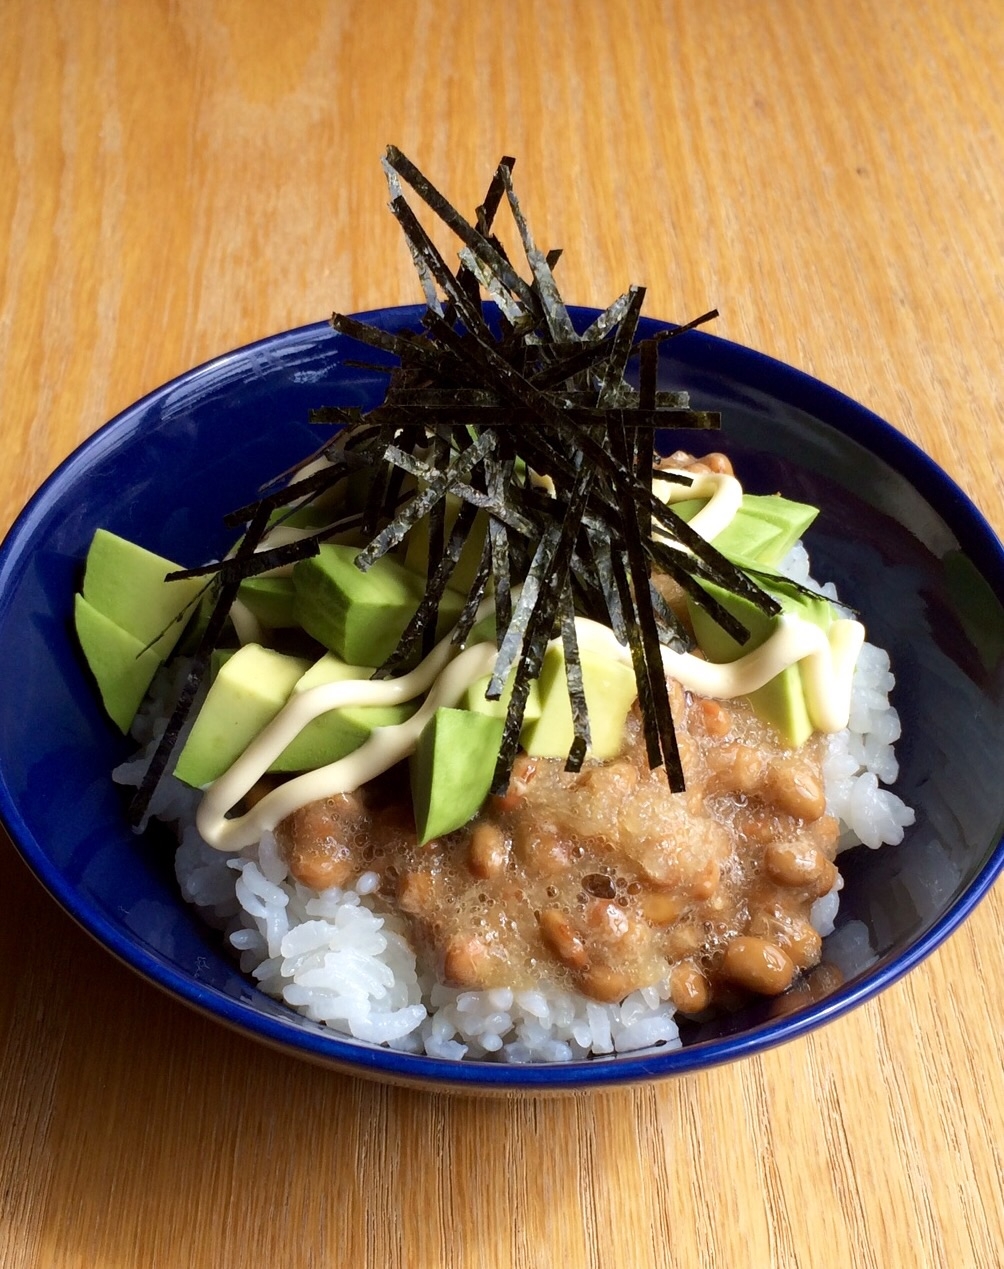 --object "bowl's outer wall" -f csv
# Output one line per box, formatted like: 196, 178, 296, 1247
2, 306, 1003, 1090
